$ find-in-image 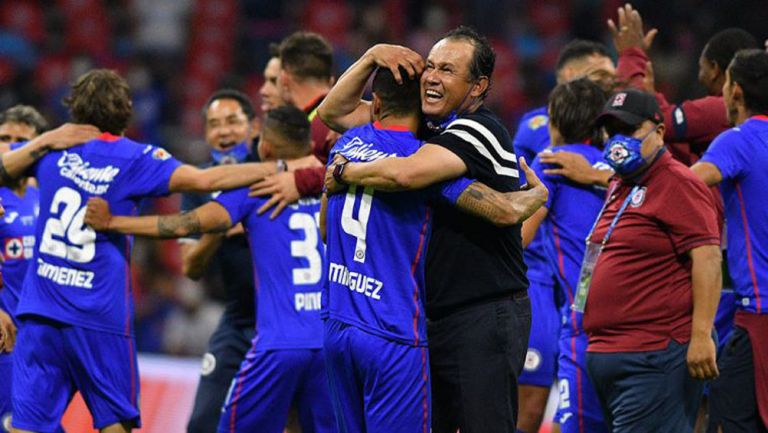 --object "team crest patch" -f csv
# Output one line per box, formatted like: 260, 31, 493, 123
606, 141, 630, 164
527, 114, 548, 130
201, 352, 216, 376
524, 348, 542, 372
630, 187, 647, 208
4, 237, 24, 259
152, 148, 172, 161
612, 92, 627, 107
